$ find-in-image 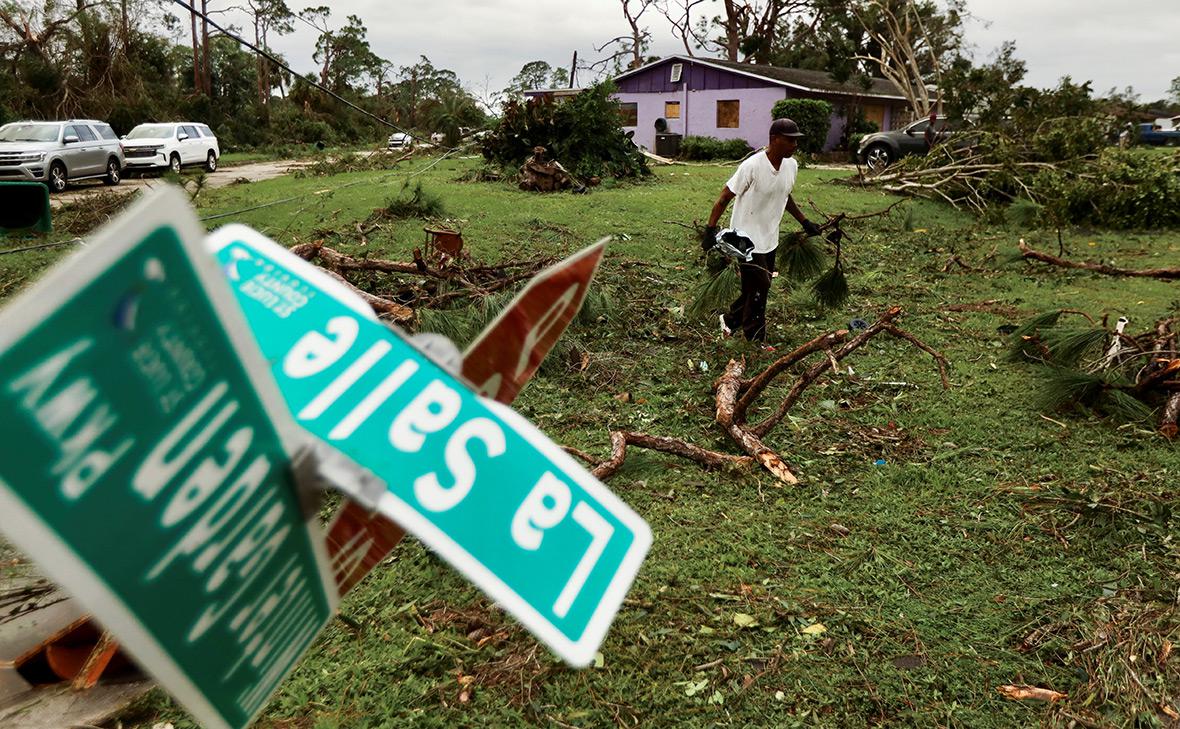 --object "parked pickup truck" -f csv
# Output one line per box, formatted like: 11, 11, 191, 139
1138, 123, 1180, 146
